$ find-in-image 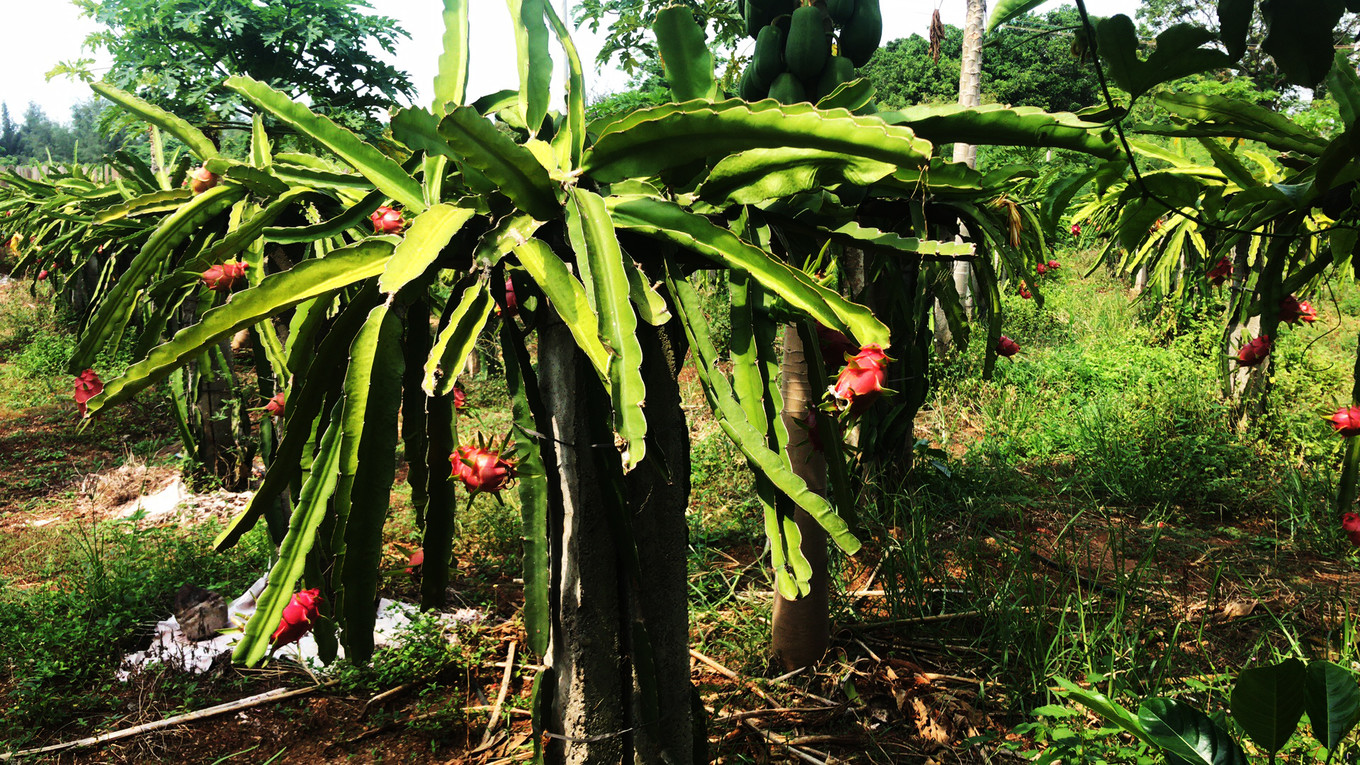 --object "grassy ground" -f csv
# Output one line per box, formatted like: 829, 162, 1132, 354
0, 248, 1358, 762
